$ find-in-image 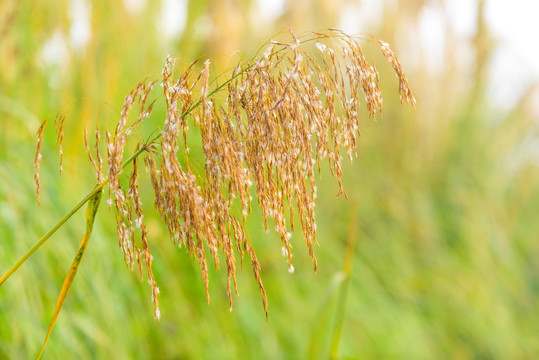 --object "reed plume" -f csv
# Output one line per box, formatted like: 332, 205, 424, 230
33, 29, 415, 319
